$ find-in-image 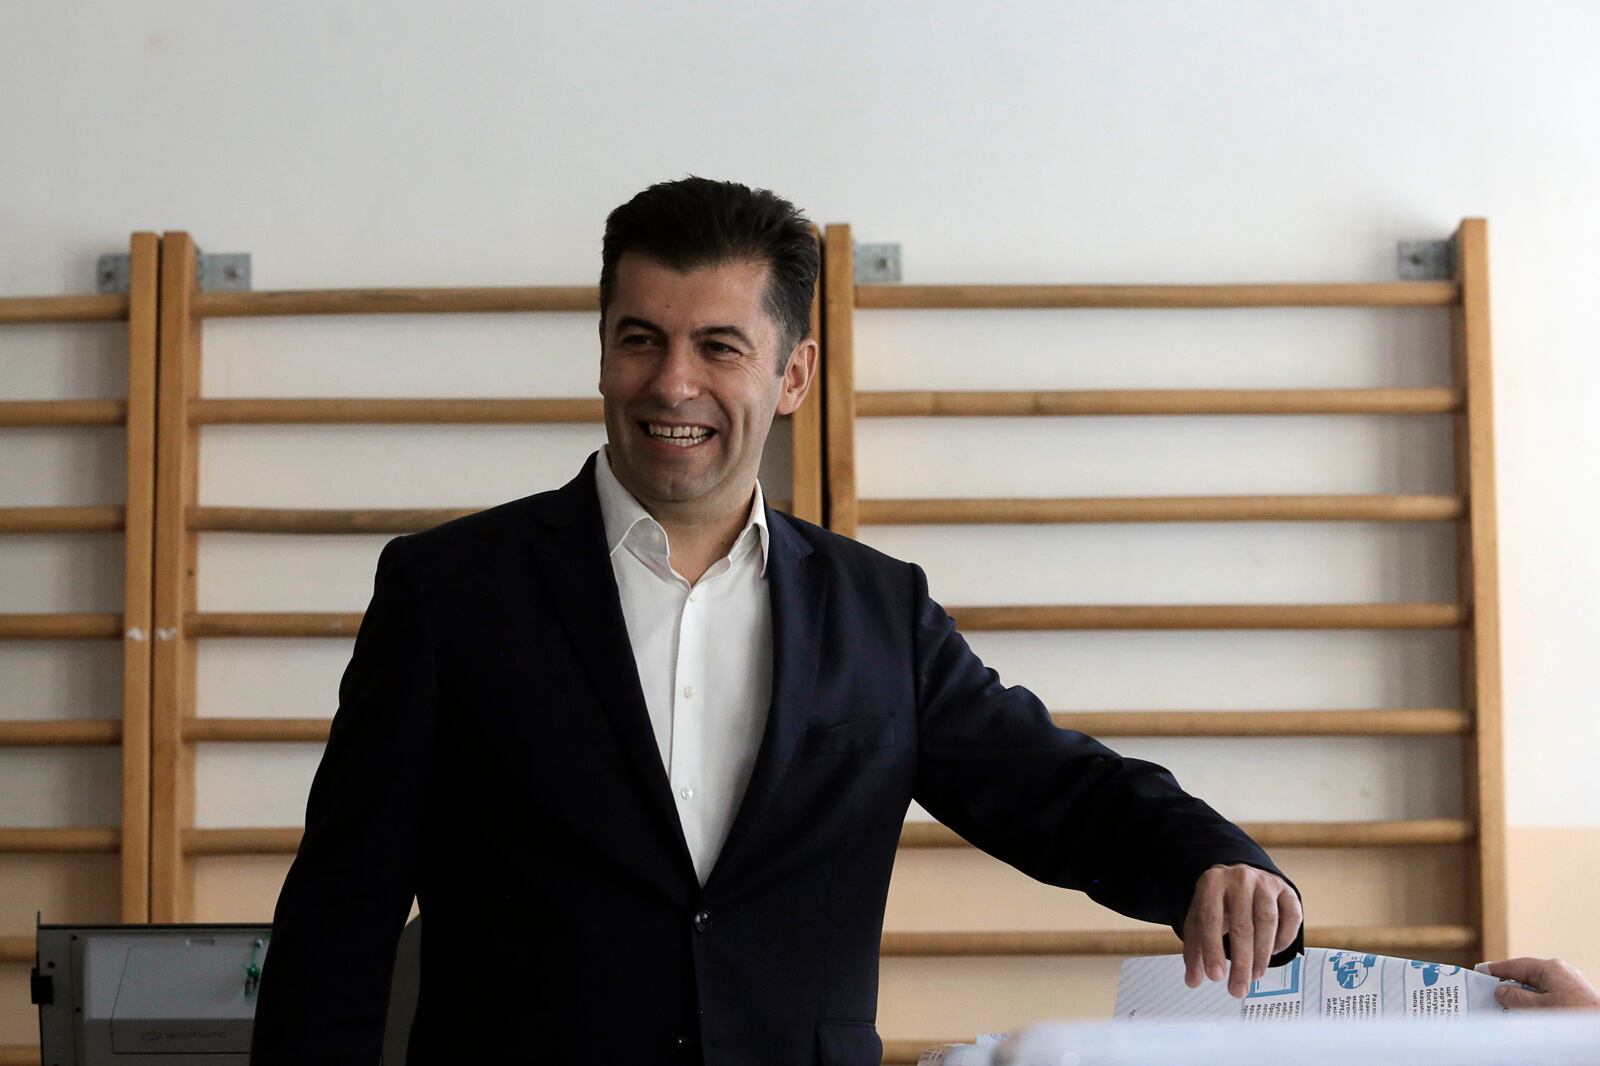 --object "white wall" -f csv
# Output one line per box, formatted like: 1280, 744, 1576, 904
2, 1, 1595, 850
